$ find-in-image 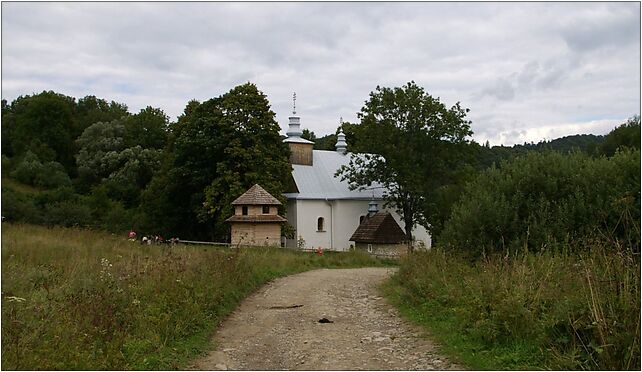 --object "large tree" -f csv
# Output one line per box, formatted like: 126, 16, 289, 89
141, 83, 291, 240
337, 81, 472, 251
